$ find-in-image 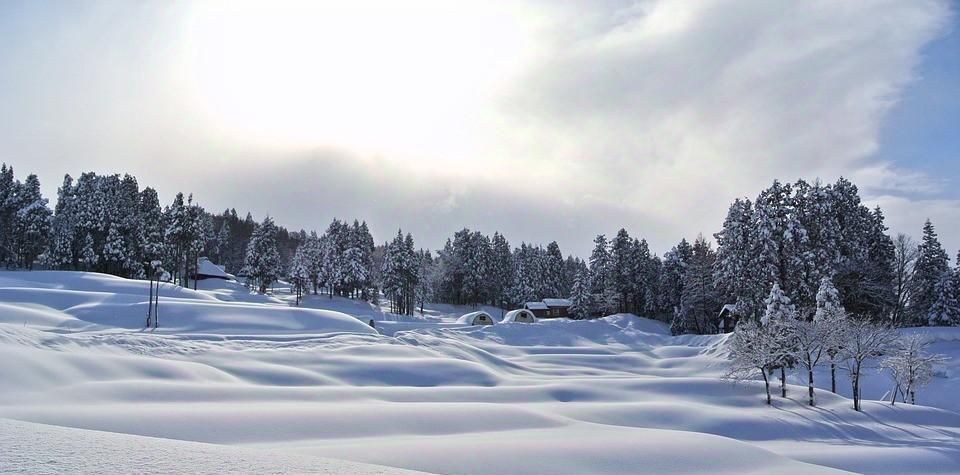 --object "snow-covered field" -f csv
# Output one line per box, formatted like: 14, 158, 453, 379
2, 271, 959, 474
